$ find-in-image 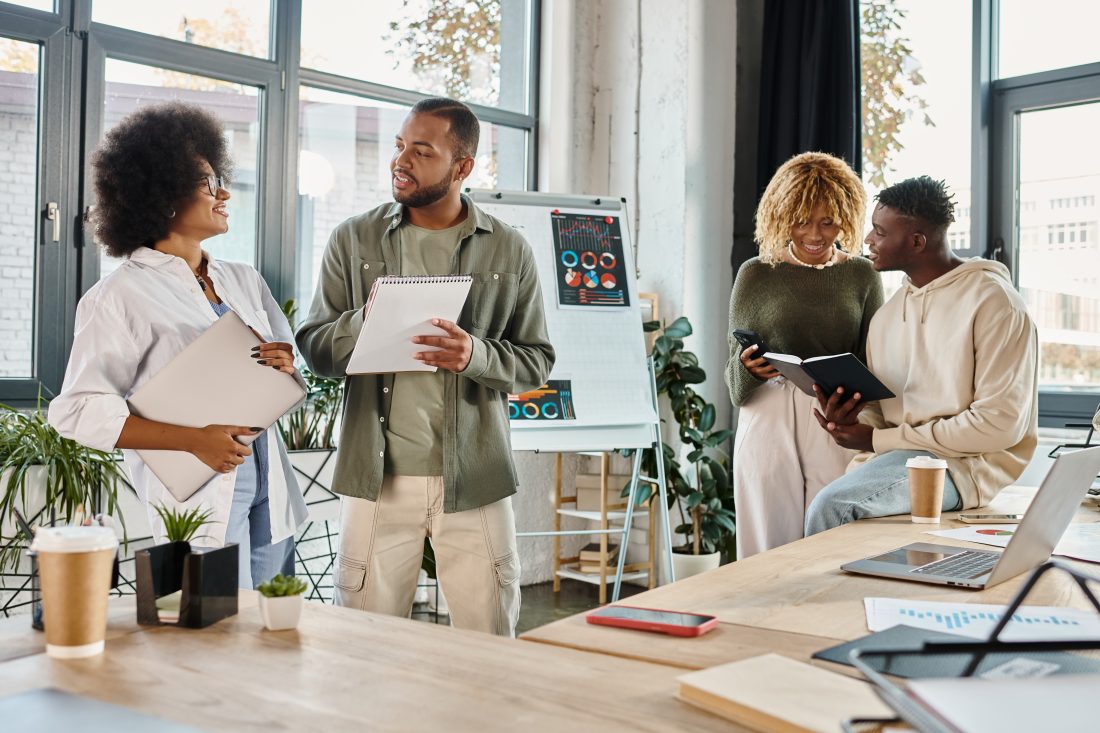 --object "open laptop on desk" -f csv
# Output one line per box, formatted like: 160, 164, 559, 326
842, 445, 1100, 589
